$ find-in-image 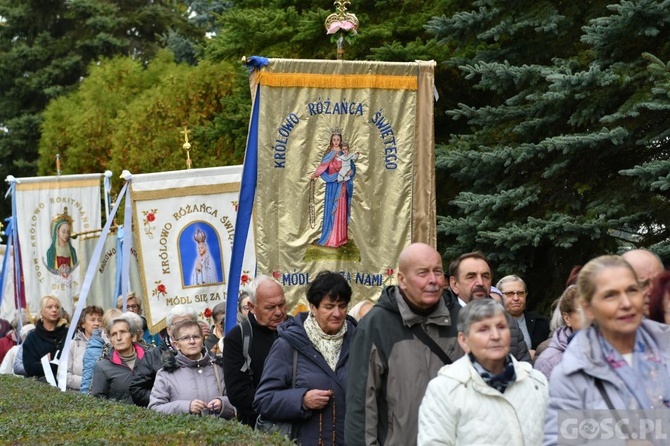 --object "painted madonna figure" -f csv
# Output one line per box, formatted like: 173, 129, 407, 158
310, 131, 356, 248
191, 228, 216, 285
45, 207, 78, 276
